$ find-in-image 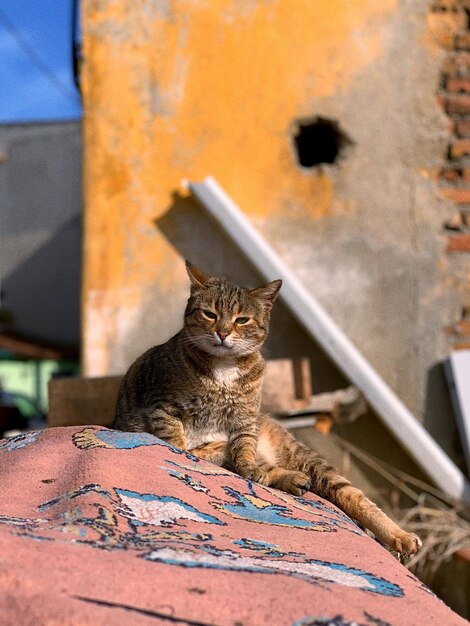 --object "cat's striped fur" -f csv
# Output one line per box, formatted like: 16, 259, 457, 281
114, 261, 421, 555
